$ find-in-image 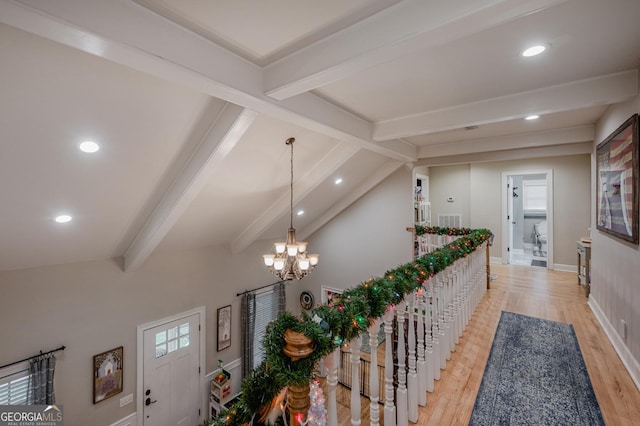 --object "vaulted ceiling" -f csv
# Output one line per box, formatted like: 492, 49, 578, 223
1, 0, 638, 272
